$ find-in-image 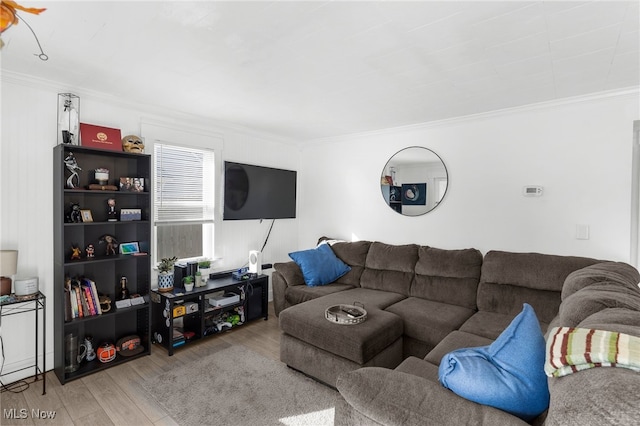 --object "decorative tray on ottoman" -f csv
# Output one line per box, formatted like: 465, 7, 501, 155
325, 303, 367, 325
